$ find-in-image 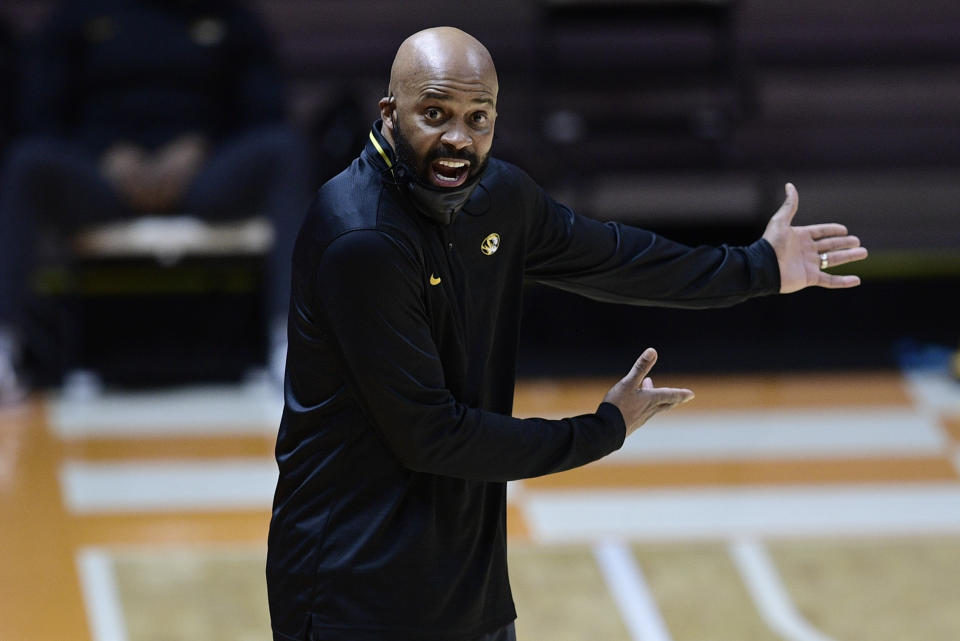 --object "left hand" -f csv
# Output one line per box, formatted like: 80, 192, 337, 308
762, 183, 868, 294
